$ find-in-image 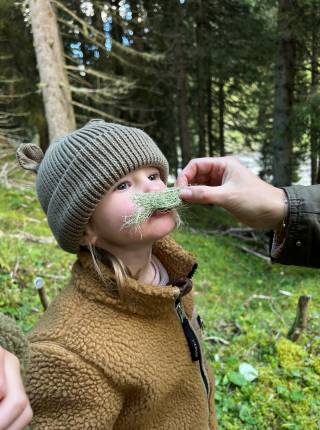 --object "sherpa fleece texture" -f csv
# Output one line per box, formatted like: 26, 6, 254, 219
26, 236, 218, 430
0, 313, 29, 377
